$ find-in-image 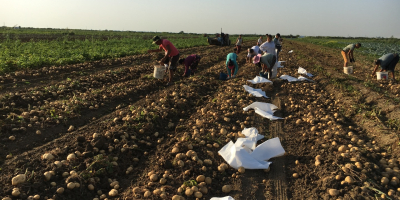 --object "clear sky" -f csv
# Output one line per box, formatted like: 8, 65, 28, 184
1, 0, 400, 38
